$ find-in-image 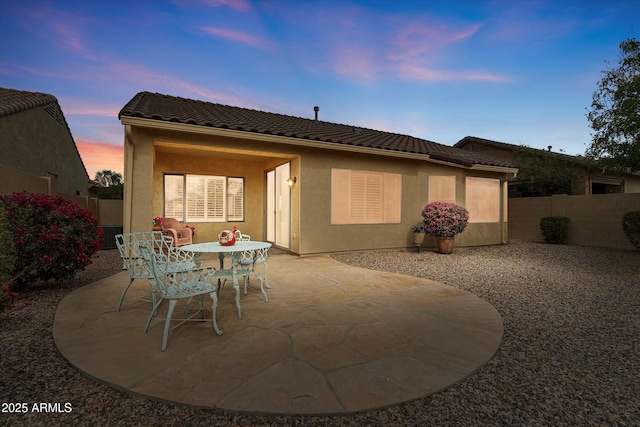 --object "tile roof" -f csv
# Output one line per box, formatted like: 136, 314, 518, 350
0, 87, 58, 117
120, 92, 517, 169
455, 136, 587, 164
